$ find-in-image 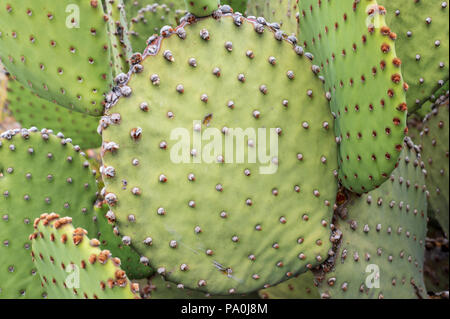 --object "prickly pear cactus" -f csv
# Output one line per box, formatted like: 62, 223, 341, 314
95, 203, 153, 279
31, 214, 139, 299
259, 270, 319, 299
101, 14, 339, 294
5, 78, 102, 149
247, 0, 299, 35
298, 0, 408, 193
0, 128, 98, 298
420, 100, 449, 235
129, 4, 185, 54
125, 0, 180, 20
317, 139, 428, 299
0, 0, 113, 116
184, 0, 220, 16
381, 0, 449, 112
